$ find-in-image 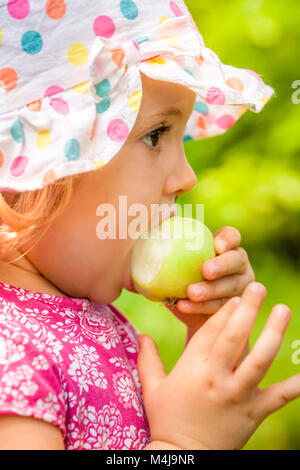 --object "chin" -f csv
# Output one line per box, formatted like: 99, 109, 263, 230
90, 252, 137, 305
90, 286, 123, 305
